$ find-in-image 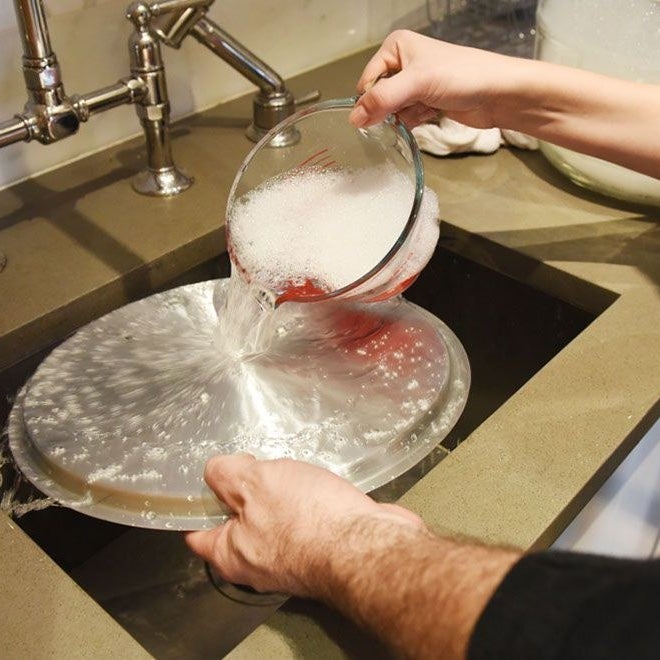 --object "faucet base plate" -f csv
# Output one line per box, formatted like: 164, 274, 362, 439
246, 123, 300, 147
132, 166, 193, 196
